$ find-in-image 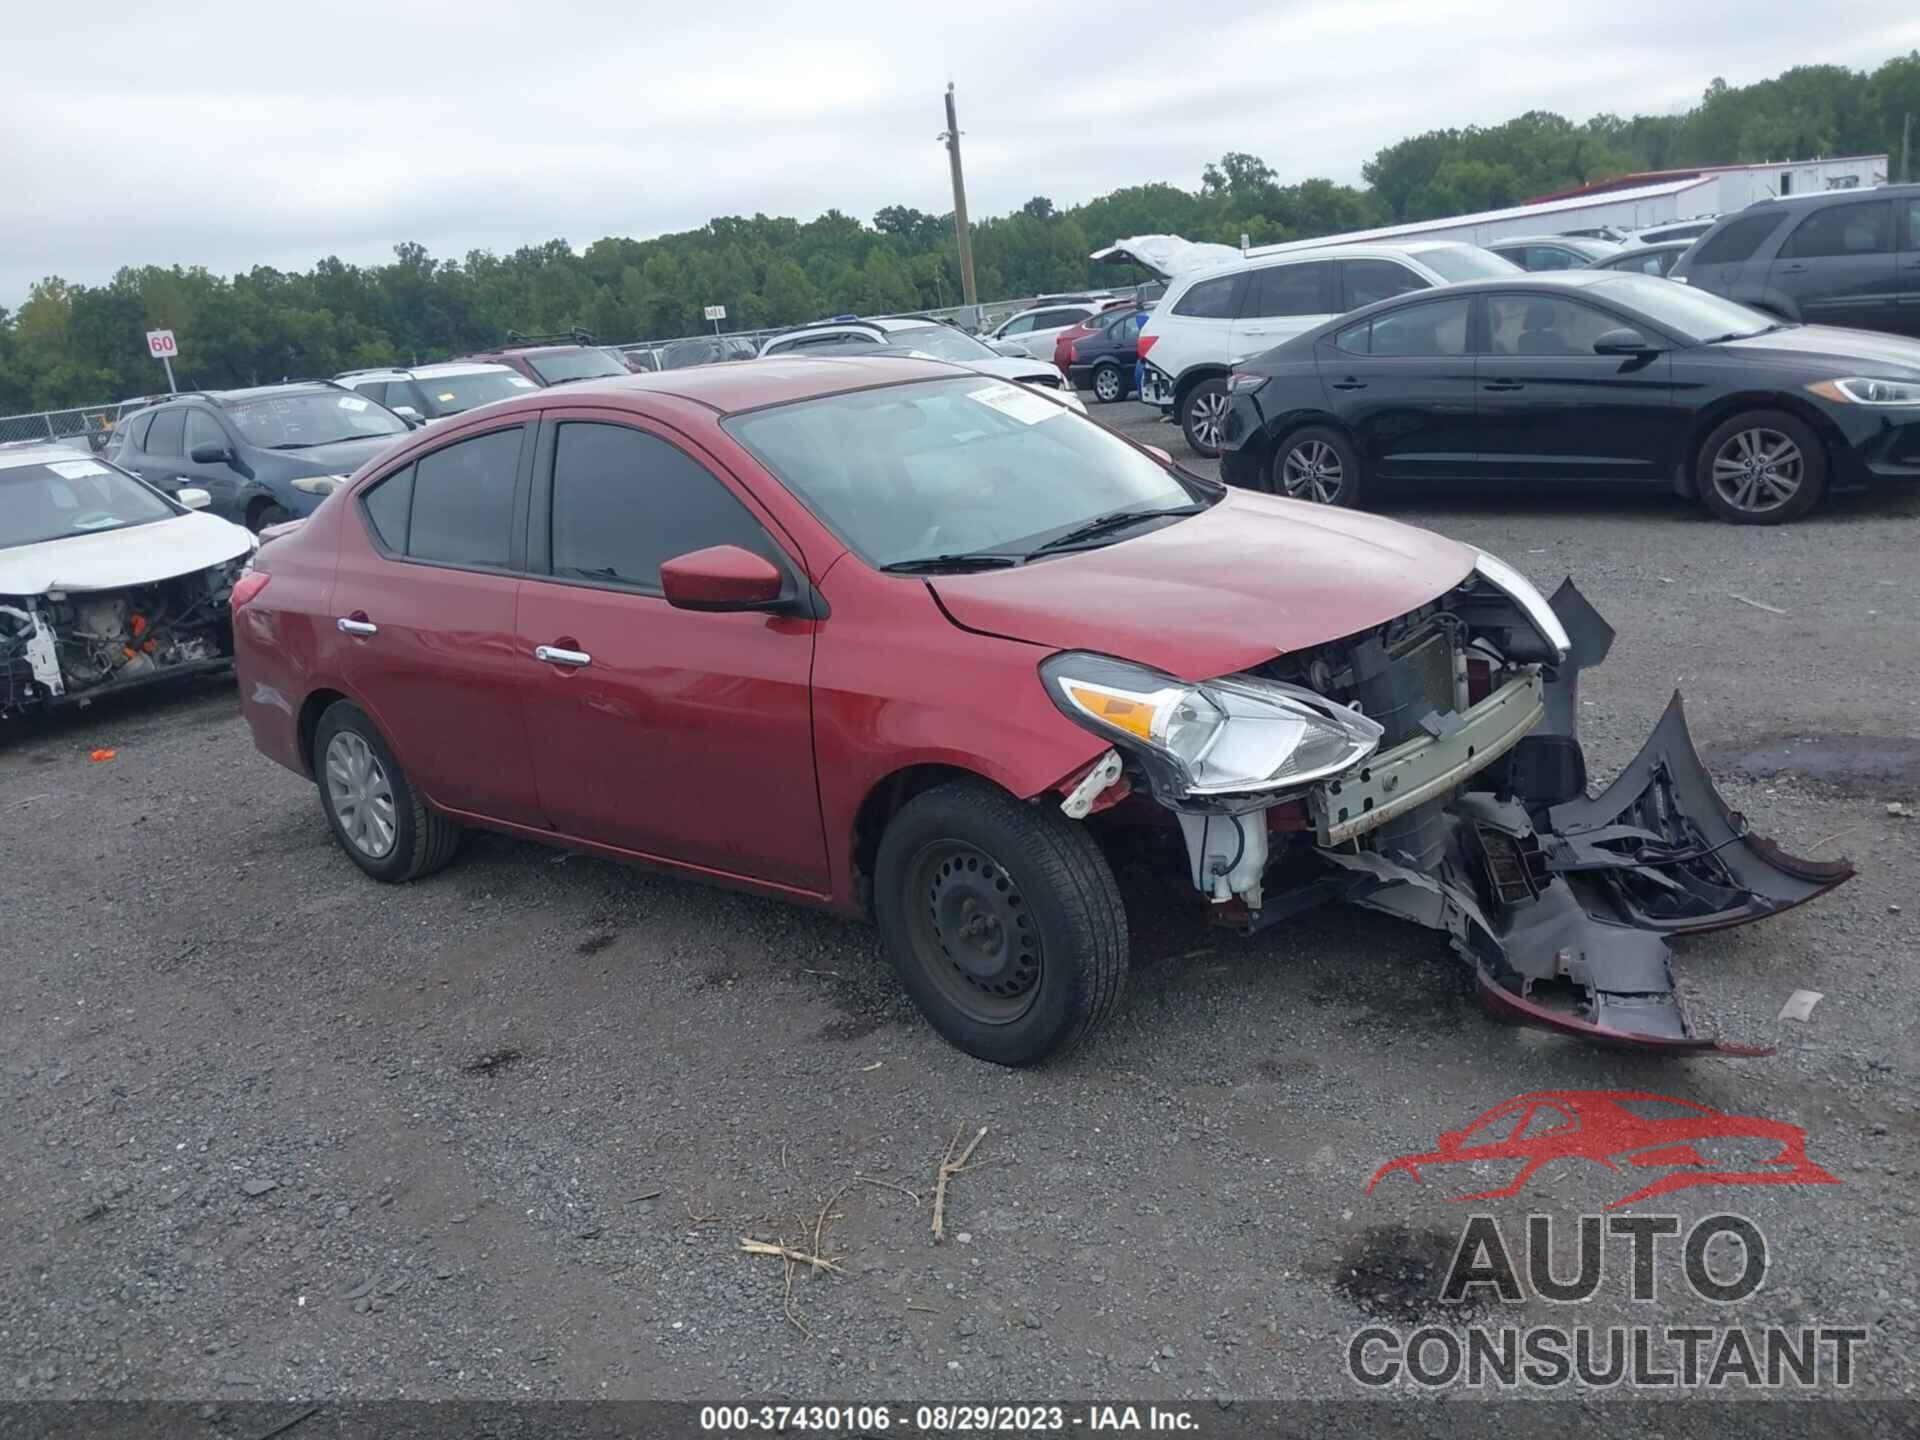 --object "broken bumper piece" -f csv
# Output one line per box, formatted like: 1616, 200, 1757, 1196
1324, 691, 1853, 1056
